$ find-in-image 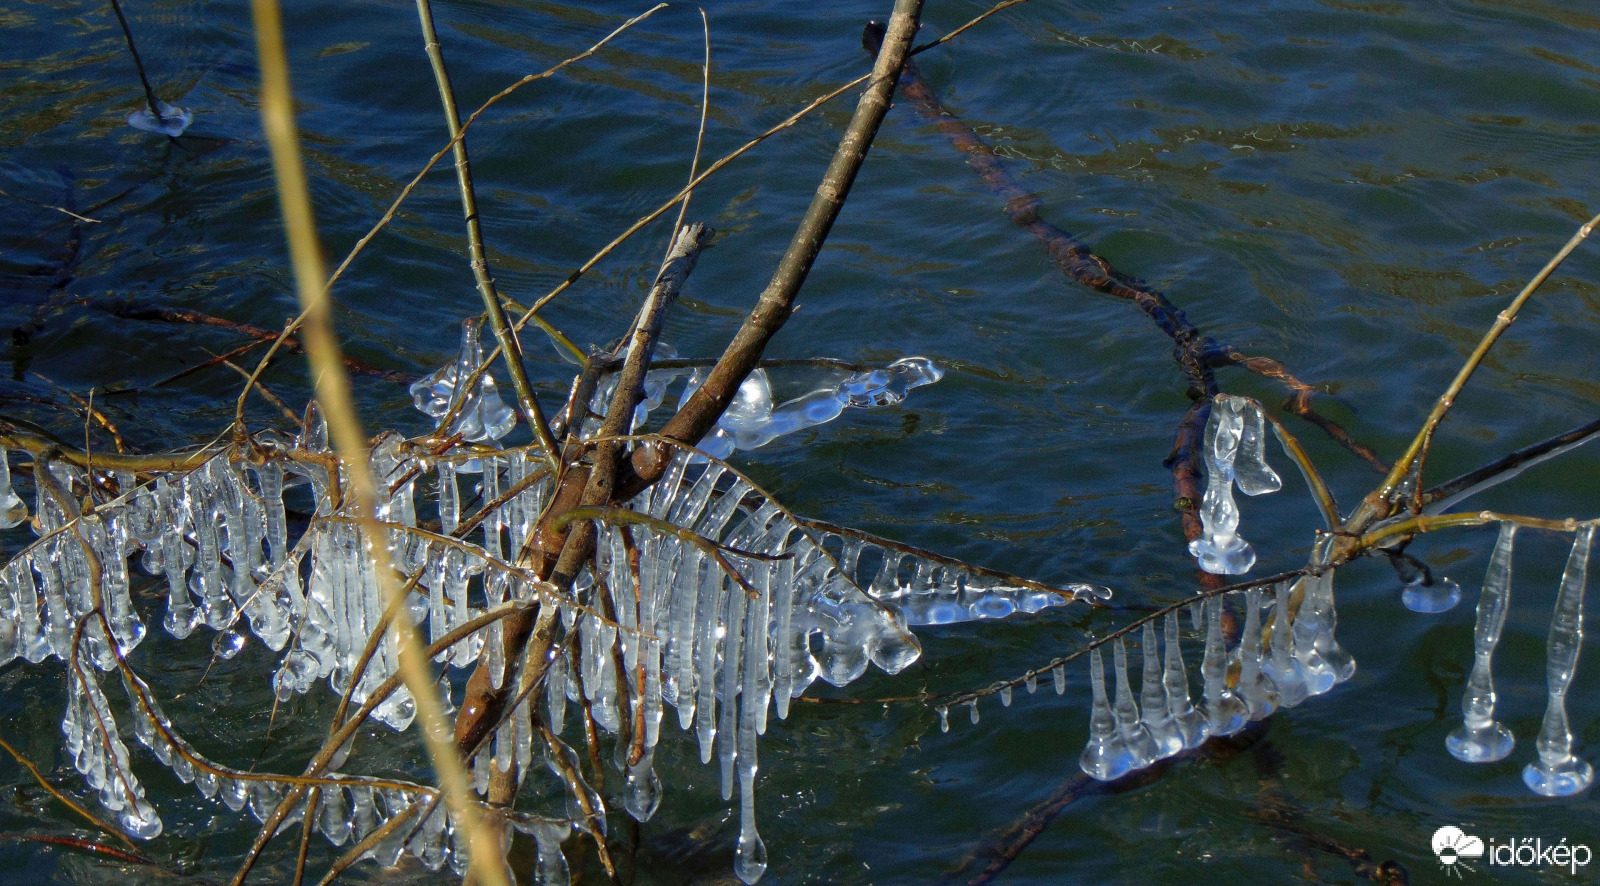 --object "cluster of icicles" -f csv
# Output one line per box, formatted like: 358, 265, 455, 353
1446, 521, 1595, 797
0, 427, 578, 879
1060, 516, 1597, 795
0, 363, 1104, 884
1074, 551, 1355, 780
987, 393, 1595, 796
